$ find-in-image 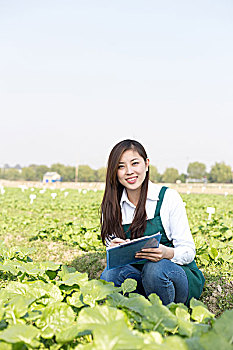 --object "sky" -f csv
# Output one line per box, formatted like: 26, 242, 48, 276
1, 0, 233, 174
